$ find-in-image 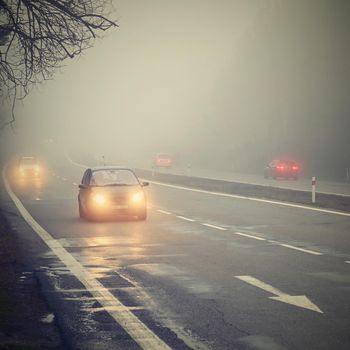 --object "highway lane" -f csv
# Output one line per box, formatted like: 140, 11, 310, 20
5, 163, 350, 350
